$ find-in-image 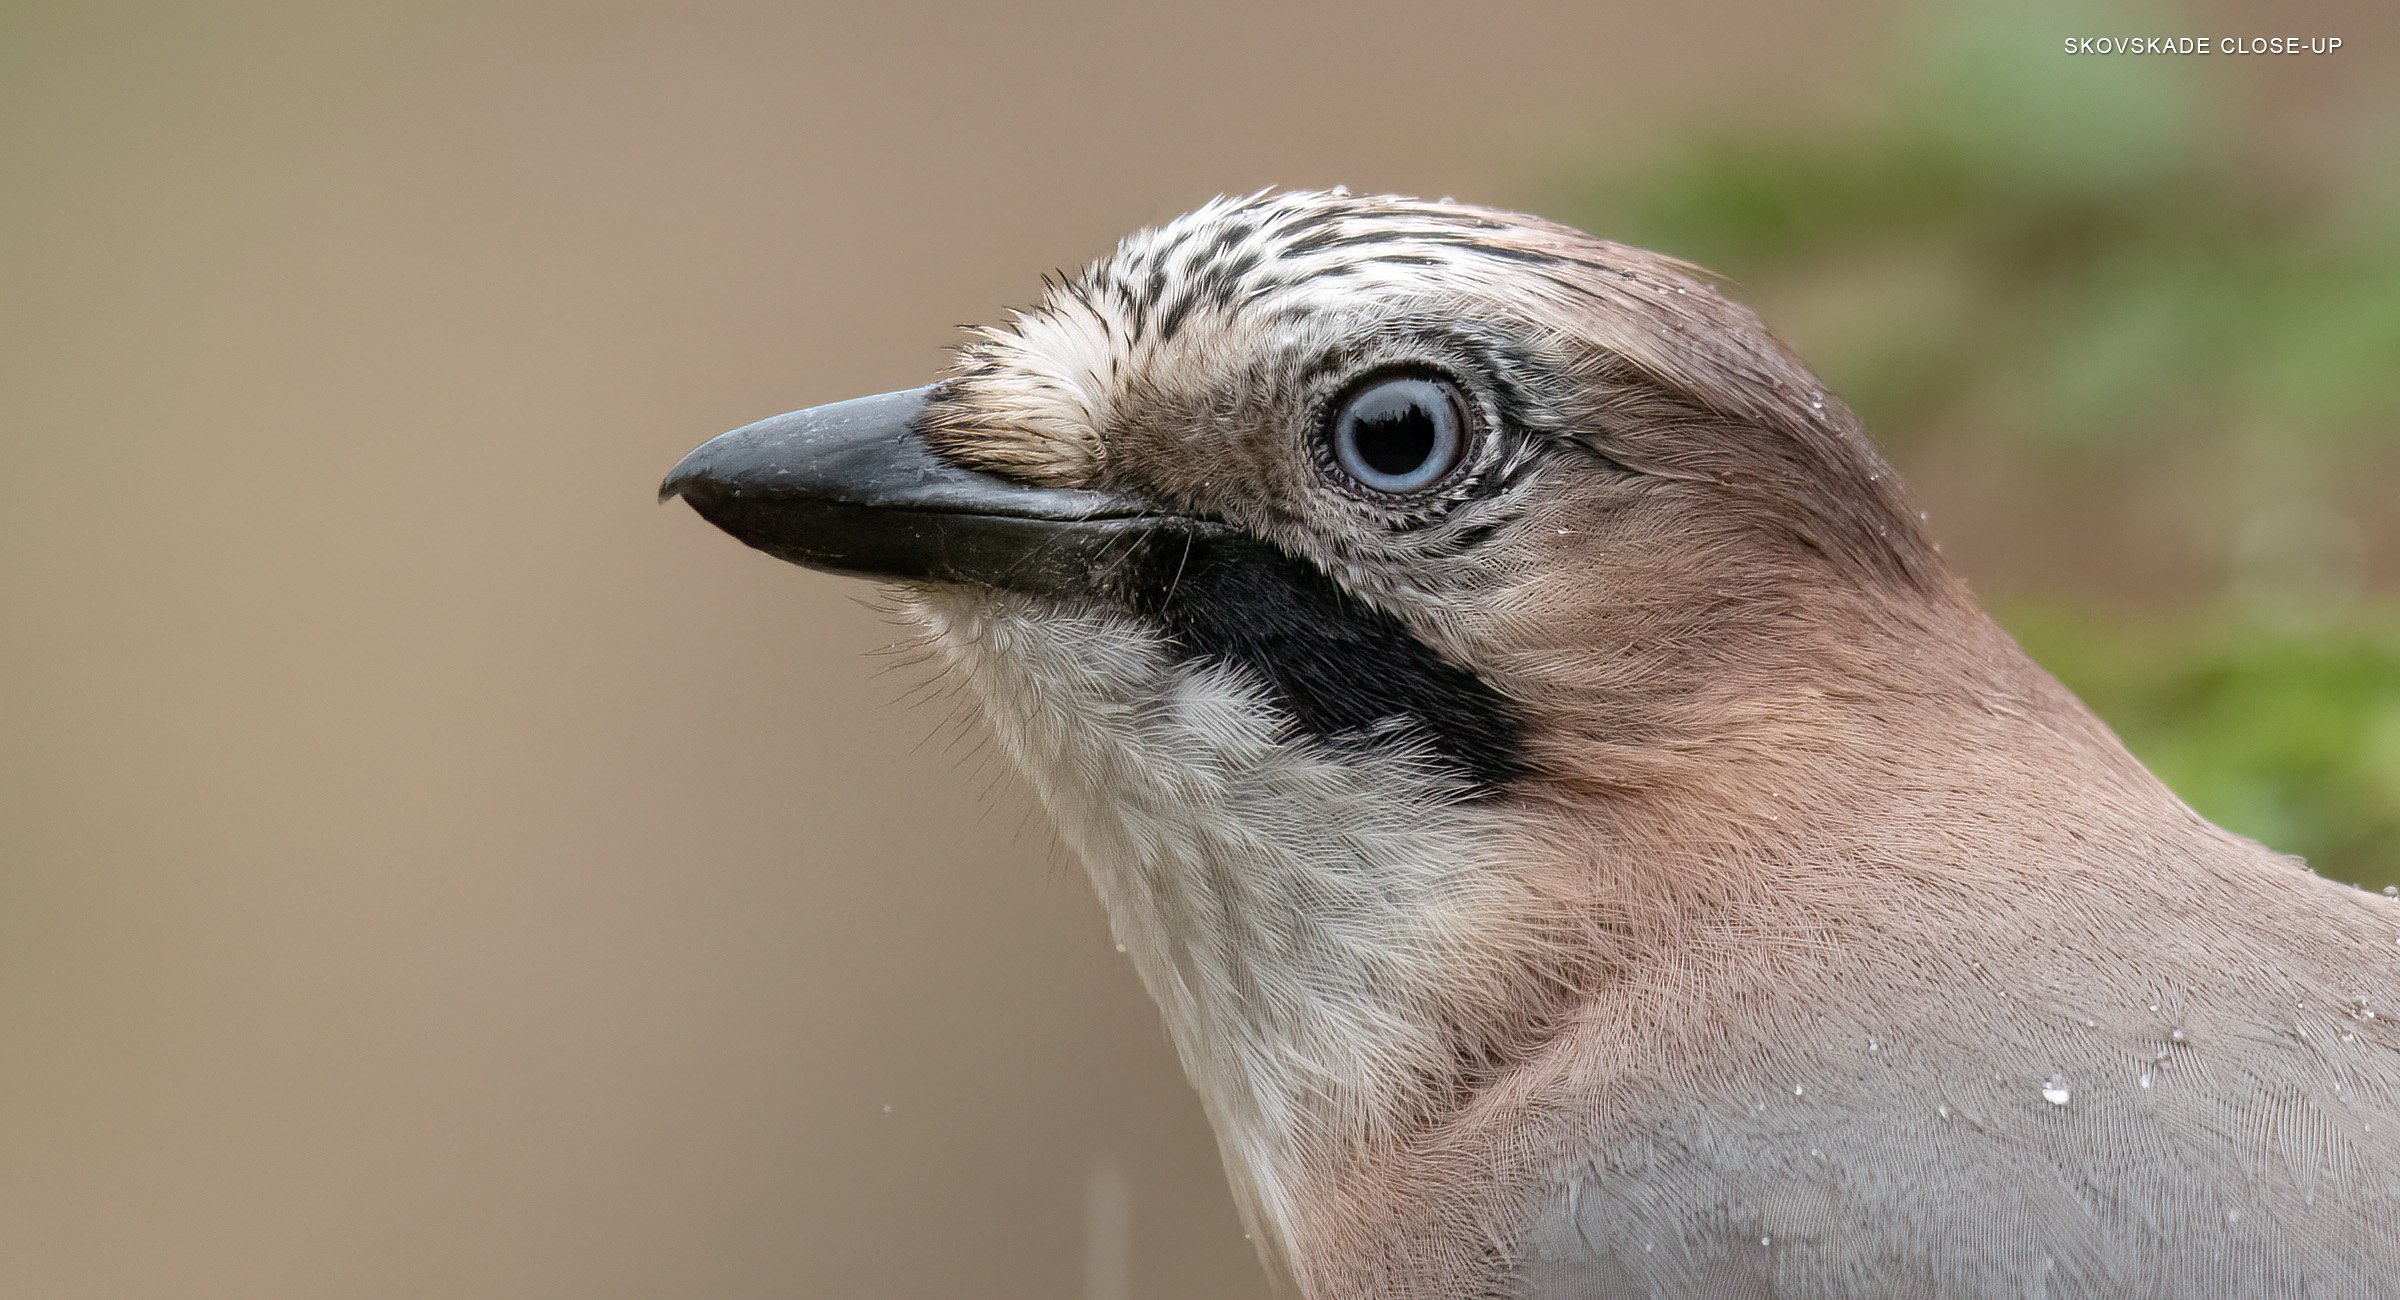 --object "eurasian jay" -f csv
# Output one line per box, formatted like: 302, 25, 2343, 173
663, 190, 2400, 1299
